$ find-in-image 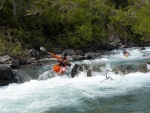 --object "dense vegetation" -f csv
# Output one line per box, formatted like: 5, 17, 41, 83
0, 0, 150, 56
